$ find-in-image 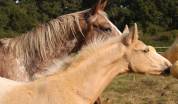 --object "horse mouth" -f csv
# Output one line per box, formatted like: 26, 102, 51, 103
146, 67, 171, 76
